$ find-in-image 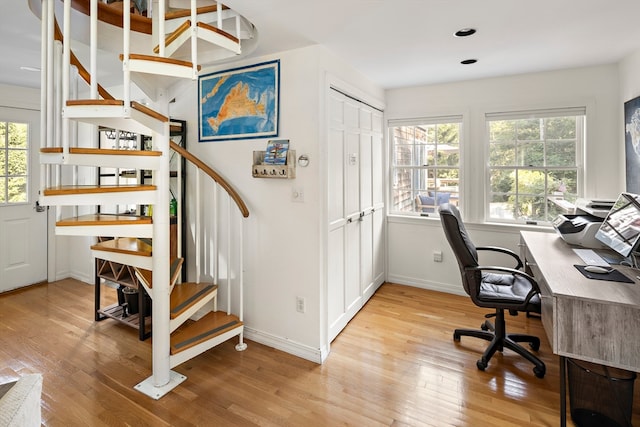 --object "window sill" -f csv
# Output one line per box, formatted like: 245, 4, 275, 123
387, 213, 555, 234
